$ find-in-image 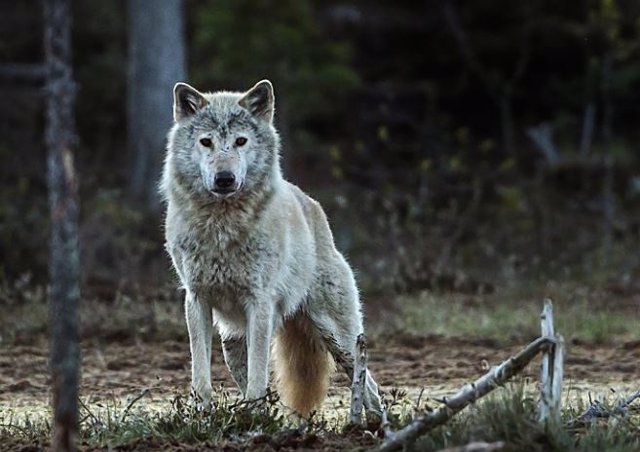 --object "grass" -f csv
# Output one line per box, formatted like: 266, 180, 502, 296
398, 283, 639, 344
2, 384, 638, 450
412, 384, 640, 452
0, 292, 188, 346
0, 388, 352, 450
1, 279, 638, 449
2, 275, 637, 347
